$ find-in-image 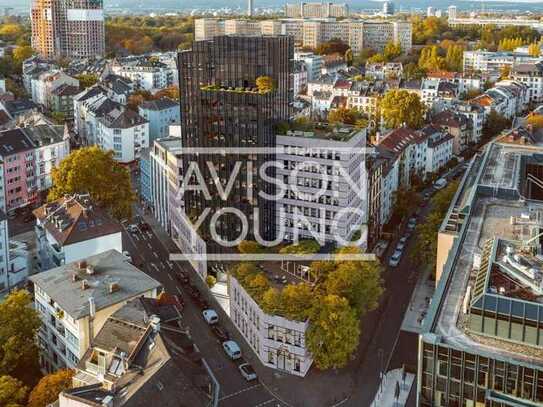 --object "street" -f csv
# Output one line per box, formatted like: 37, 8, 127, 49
120, 211, 286, 407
